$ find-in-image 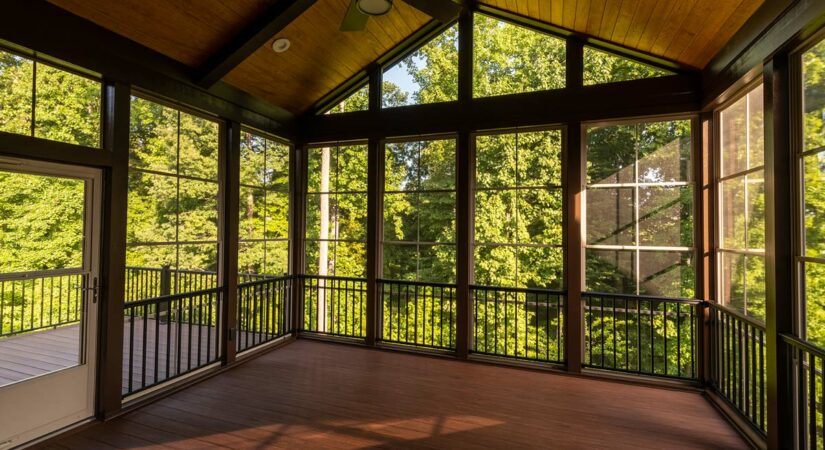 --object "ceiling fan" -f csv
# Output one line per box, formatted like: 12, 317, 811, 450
340, 0, 462, 31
